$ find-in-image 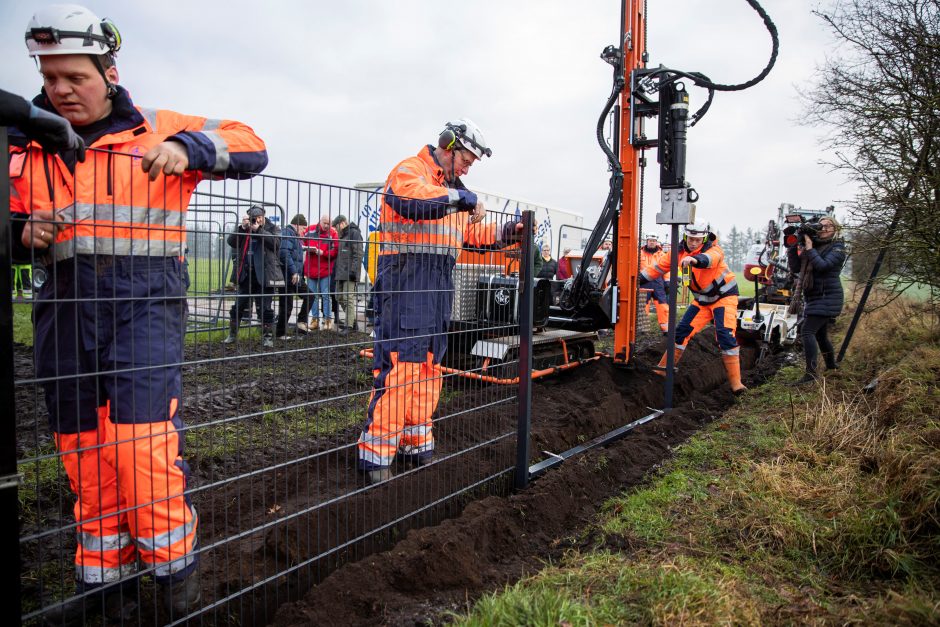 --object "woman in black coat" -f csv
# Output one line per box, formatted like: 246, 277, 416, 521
787, 216, 846, 383
536, 243, 558, 279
